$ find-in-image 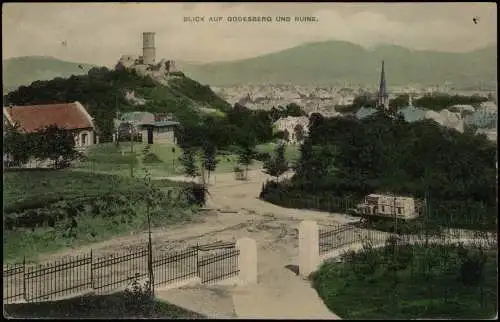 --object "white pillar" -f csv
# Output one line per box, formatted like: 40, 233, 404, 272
236, 237, 257, 285
299, 220, 320, 277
